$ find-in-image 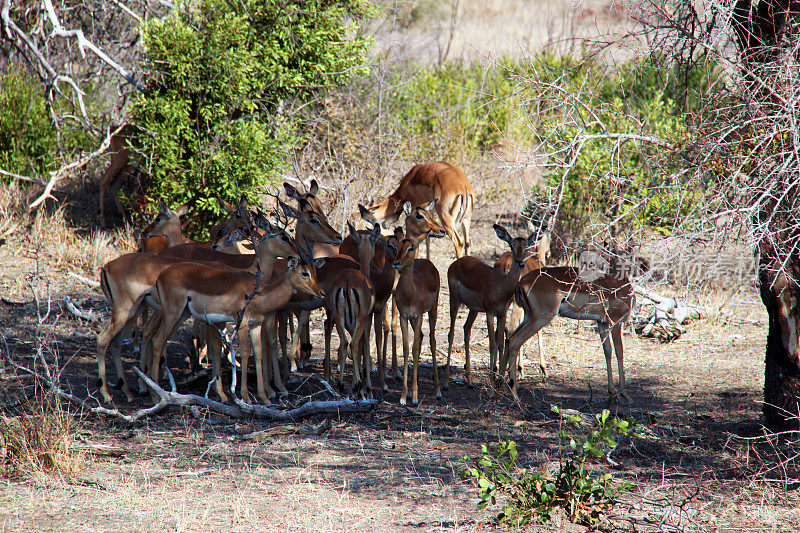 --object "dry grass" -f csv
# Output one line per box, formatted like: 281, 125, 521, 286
0, 393, 85, 479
